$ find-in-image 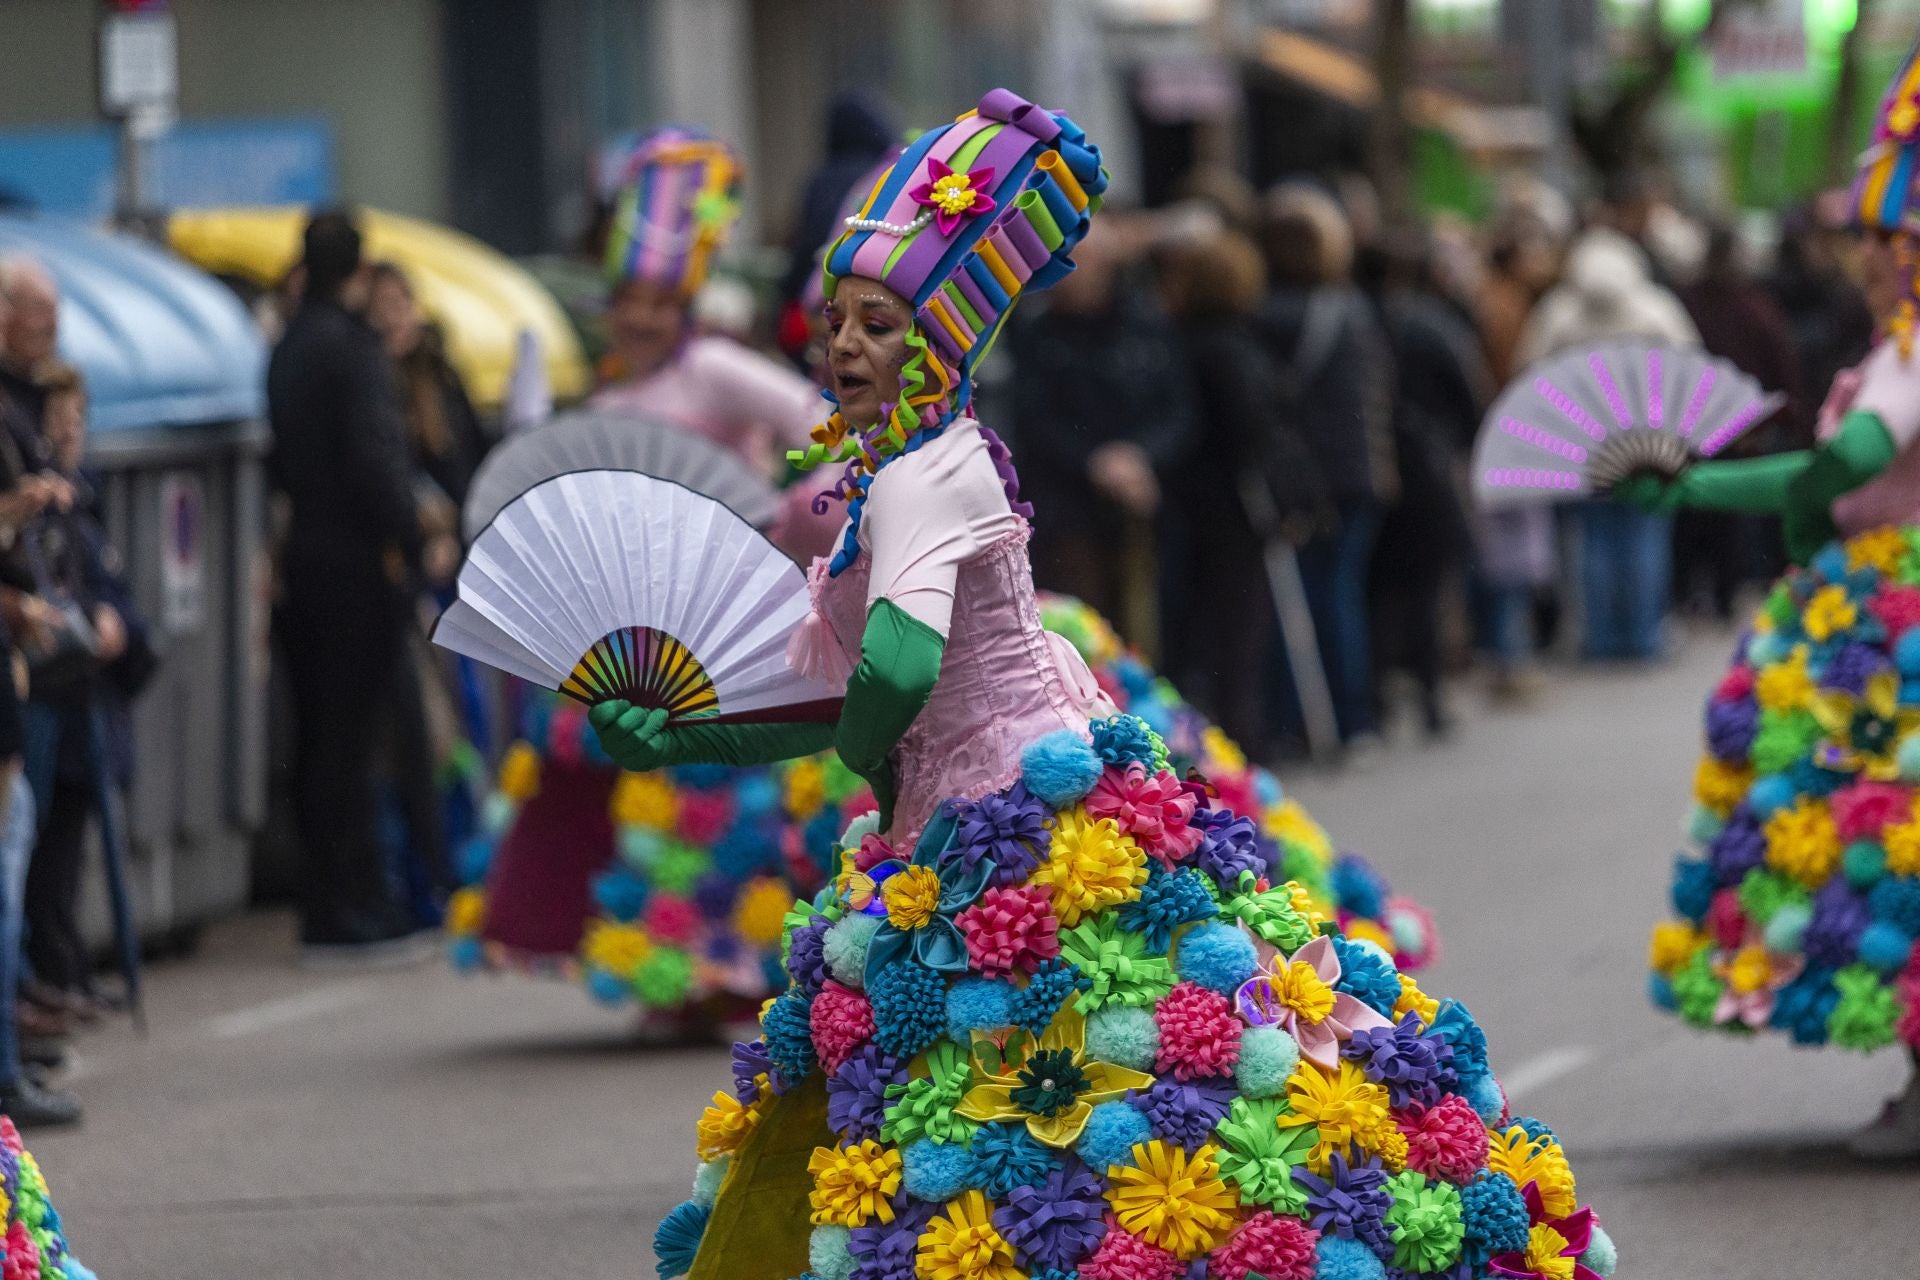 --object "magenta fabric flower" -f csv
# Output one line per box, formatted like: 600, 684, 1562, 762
1832, 780, 1909, 842
1234, 934, 1392, 1069
1085, 764, 1202, 866
1488, 1182, 1602, 1280
908, 158, 998, 236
